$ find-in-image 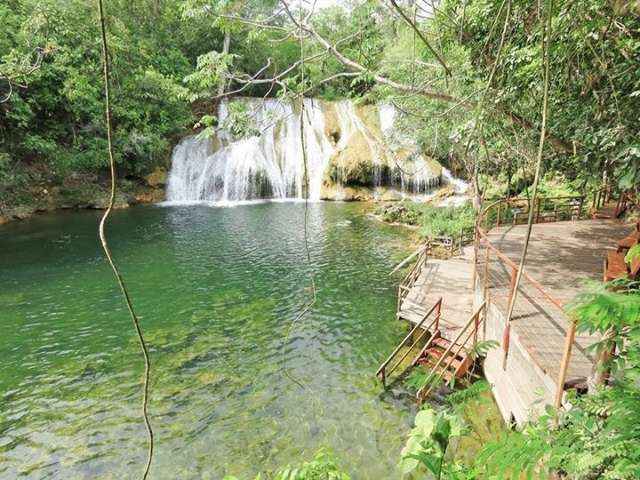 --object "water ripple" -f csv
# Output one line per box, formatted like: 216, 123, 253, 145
0, 203, 413, 479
